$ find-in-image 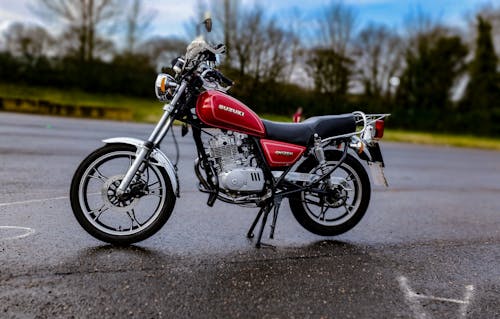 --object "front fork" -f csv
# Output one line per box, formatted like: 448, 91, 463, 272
116, 81, 187, 197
